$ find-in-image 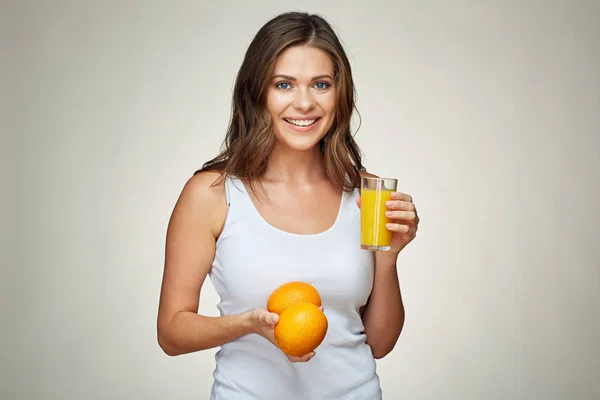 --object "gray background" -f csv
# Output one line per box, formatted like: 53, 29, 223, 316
2, 0, 599, 399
